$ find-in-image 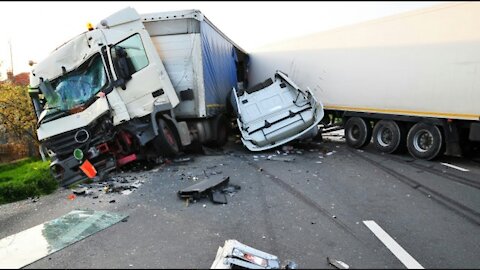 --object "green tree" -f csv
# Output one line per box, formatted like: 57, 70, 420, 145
0, 82, 38, 145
